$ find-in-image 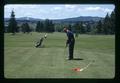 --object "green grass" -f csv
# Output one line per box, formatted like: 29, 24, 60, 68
4, 32, 115, 78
